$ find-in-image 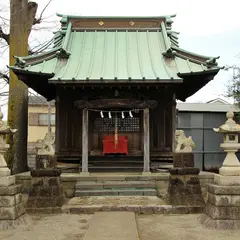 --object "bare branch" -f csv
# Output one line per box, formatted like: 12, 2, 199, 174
0, 72, 9, 84
0, 26, 9, 45
33, 0, 52, 25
